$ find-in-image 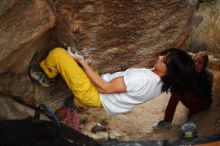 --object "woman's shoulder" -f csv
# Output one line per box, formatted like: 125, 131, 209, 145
197, 70, 213, 84
204, 70, 214, 82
